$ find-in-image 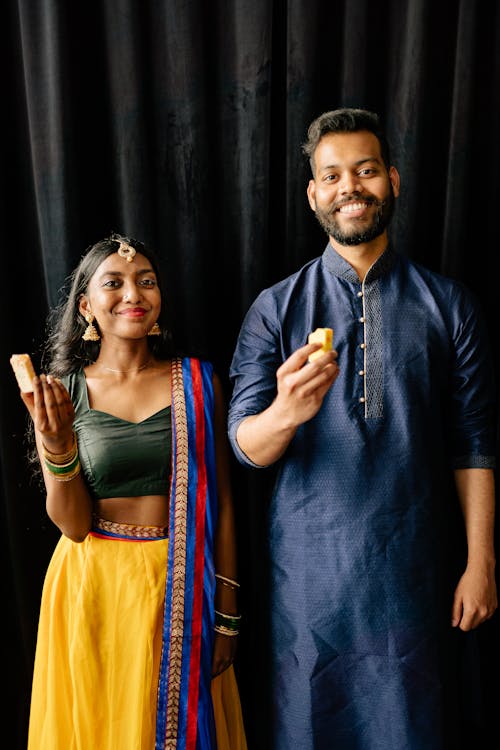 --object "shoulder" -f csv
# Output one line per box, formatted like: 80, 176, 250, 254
177, 358, 217, 396
180, 357, 214, 375
60, 369, 83, 394
402, 255, 464, 289
399, 259, 488, 344
181, 358, 226, 396
402, 257, 479, 304
243, 256, 324, 324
